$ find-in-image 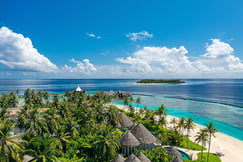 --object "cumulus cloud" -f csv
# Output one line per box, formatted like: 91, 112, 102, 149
117, 46, 194, 73
63, 58, 97, 74
0, 27, 58, 72
86, 33, 102, 39
126, 31, 153, 41
116, 39, 243, 77
203, 39, 234, 58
